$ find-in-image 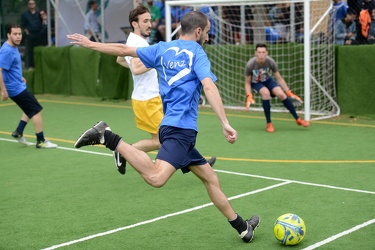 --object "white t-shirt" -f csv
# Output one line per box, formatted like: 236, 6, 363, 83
125, 32, 159, 101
